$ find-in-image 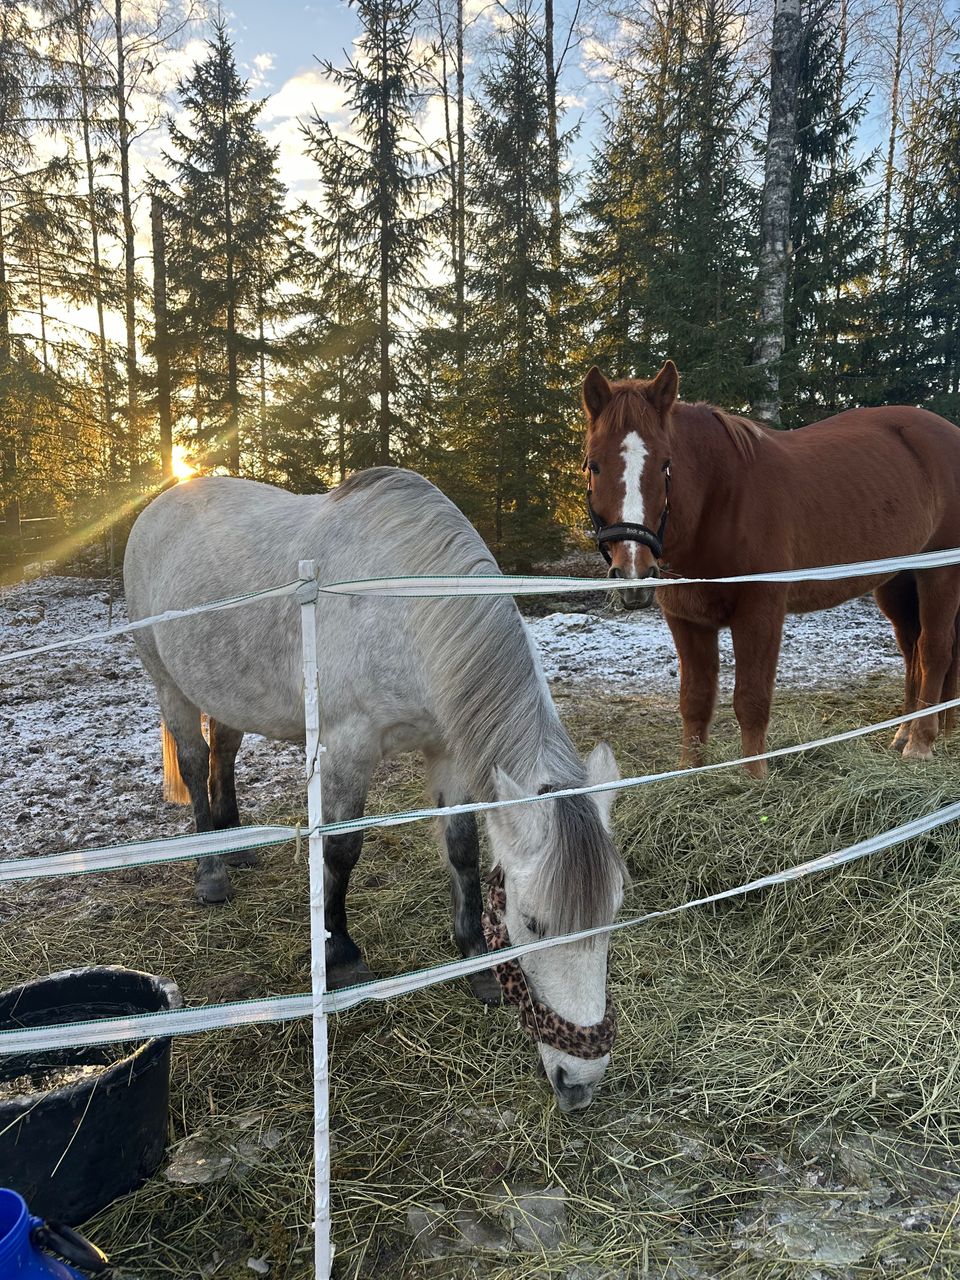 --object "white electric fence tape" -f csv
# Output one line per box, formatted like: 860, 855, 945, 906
6, 544, 960, 666
3, 694, 959, 887
0, 826, 297, 884
0, 577, 302, 665
317, 545, 960, 598
3, 796, 958, 1056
